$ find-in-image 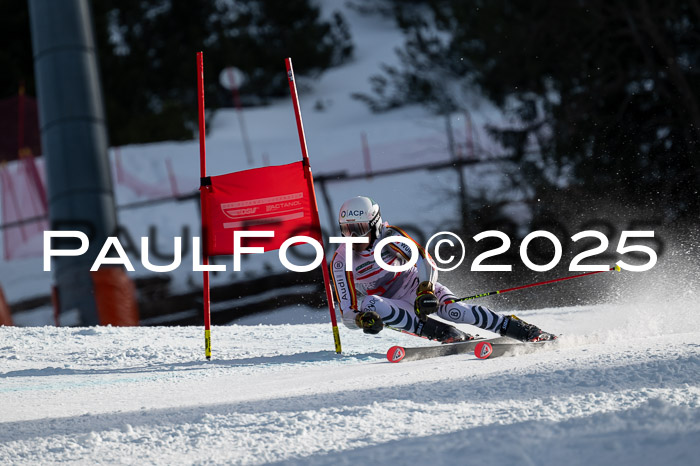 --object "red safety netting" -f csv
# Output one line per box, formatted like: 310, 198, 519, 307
1, 157, 49, 260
